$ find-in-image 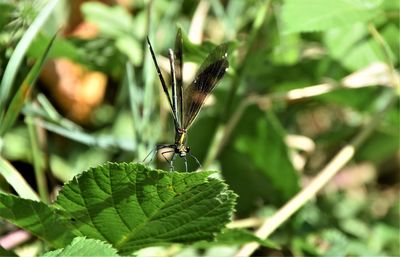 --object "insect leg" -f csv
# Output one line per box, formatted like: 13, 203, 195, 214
143, 144, 174, 163
170, 153, 176, 171
142, 146, 156, 163
188, 152, 202, 170
184, 156, 188, 172
159, 149, 175, 171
